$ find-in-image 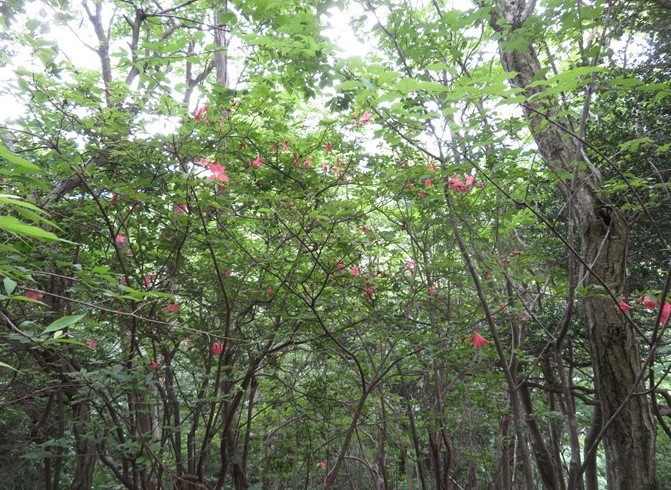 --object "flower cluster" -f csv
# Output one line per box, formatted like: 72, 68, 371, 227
617, 296, 671, 325
194, 105, 209, 124
470, 331, 488, 348
448, 174, 483, 193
